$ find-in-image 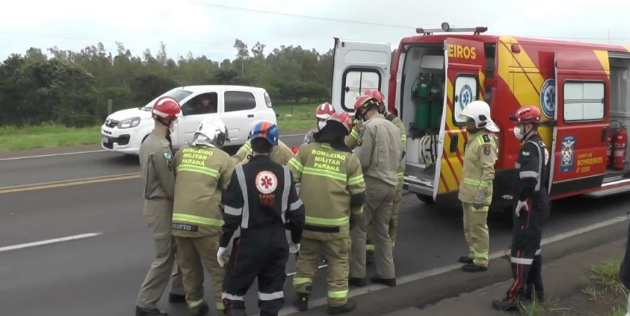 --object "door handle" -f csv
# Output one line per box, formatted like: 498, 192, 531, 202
601, 127, 607, 142
450, 134, 459, 153
248, 114, 254, 118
